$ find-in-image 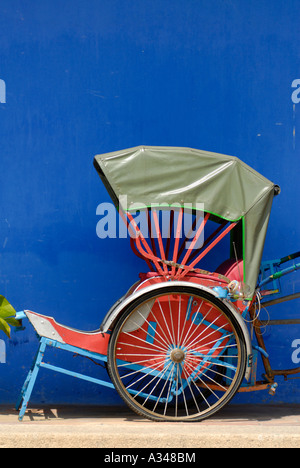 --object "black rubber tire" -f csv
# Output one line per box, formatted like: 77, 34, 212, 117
107, 285, 247, 422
